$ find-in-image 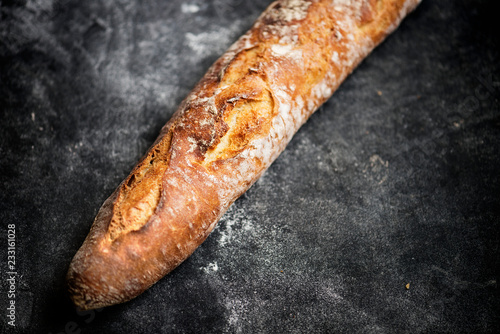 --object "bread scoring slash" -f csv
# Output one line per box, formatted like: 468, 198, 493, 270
67, 0, 421, 310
